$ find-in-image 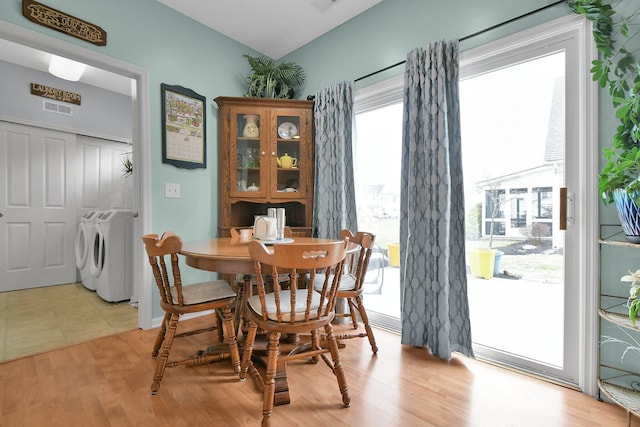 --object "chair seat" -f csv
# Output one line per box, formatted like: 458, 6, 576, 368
247, 290, 322, 321
312, 273, 357, 291
171, 280, 236, 305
